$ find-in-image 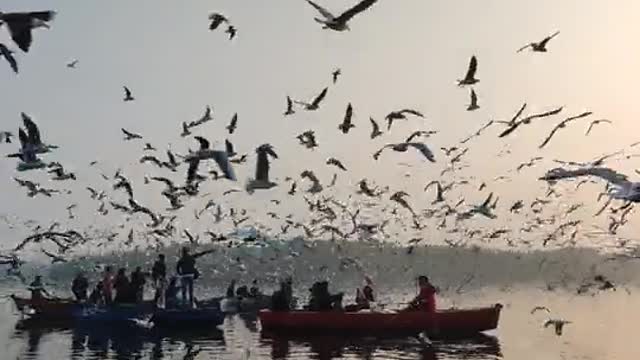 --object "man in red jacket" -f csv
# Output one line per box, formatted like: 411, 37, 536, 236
406, 275, 437, 312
